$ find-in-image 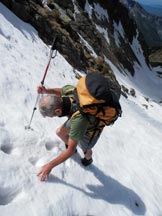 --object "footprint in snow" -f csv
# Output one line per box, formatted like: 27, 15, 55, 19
0, 186, 26, 206
28, 157, 38, 166
43, 139, 62, 151
0, 128, 13, 154
45, 140, 55, 151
